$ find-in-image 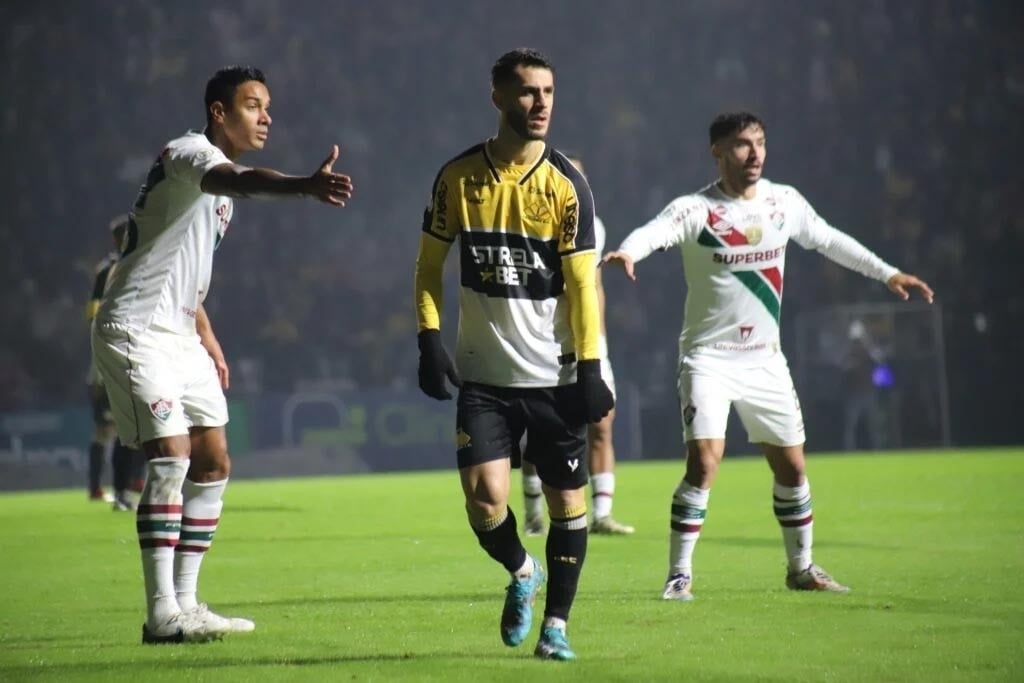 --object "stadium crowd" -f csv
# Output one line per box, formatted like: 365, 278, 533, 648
0, 0, 1019, 447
